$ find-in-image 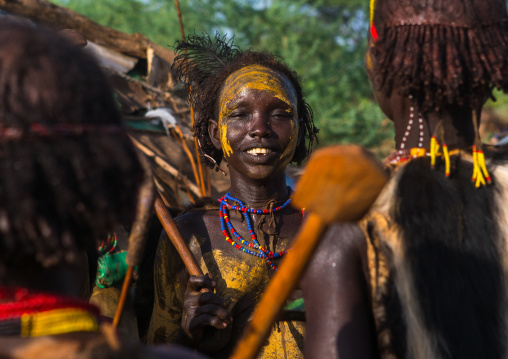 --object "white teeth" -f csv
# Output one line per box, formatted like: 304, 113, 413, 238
247, 148, 272, 155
